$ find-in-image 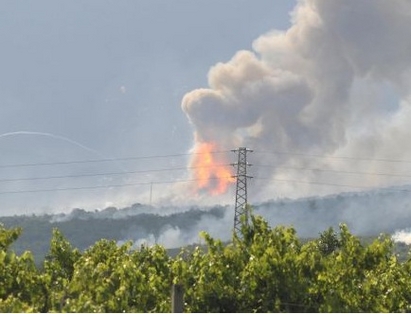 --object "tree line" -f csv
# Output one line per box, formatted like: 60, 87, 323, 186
0, 205, 226, 264
1, 208, 411, 312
